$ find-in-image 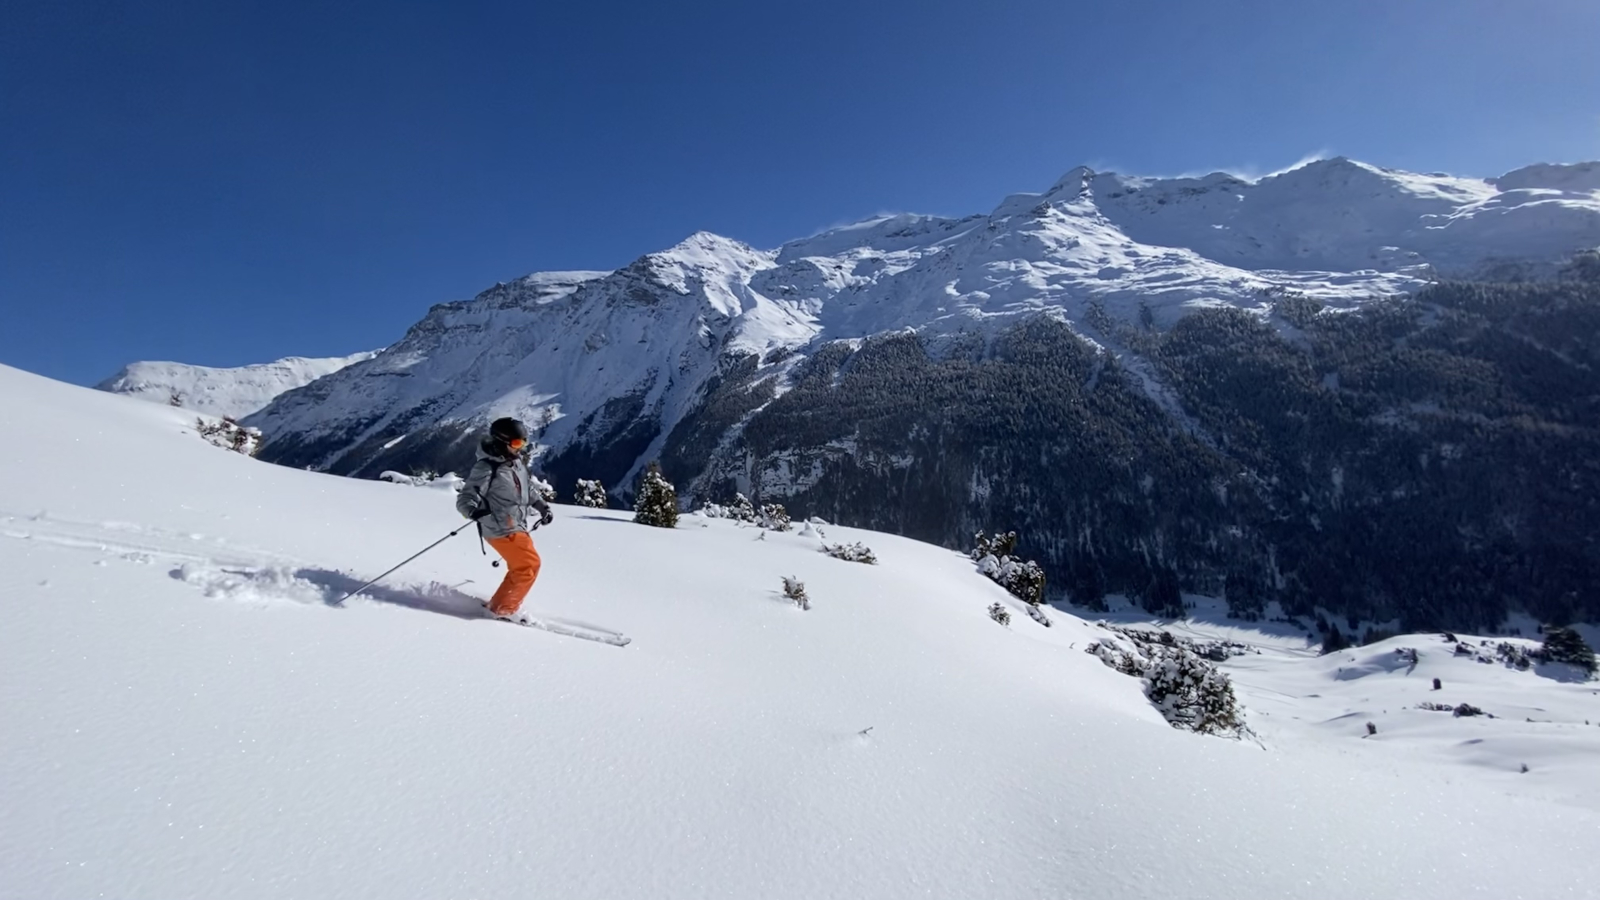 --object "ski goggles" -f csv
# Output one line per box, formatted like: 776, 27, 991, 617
507, 437, 527, 451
